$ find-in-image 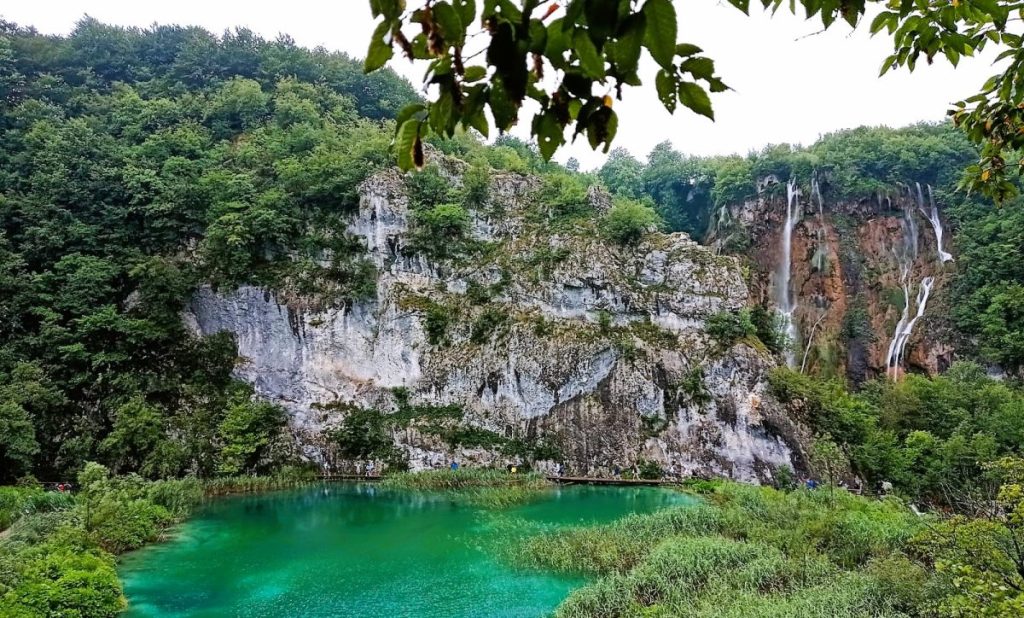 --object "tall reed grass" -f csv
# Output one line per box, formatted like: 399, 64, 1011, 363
513, 482, 932, 617
382, 468, 553, 508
